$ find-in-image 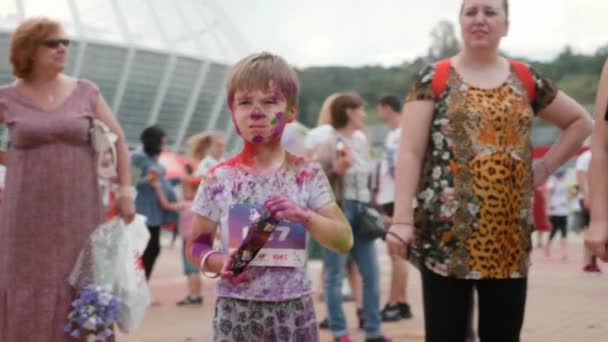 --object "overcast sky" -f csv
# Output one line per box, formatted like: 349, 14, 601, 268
0, 0, 606, 68
219, 0, 607, 67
